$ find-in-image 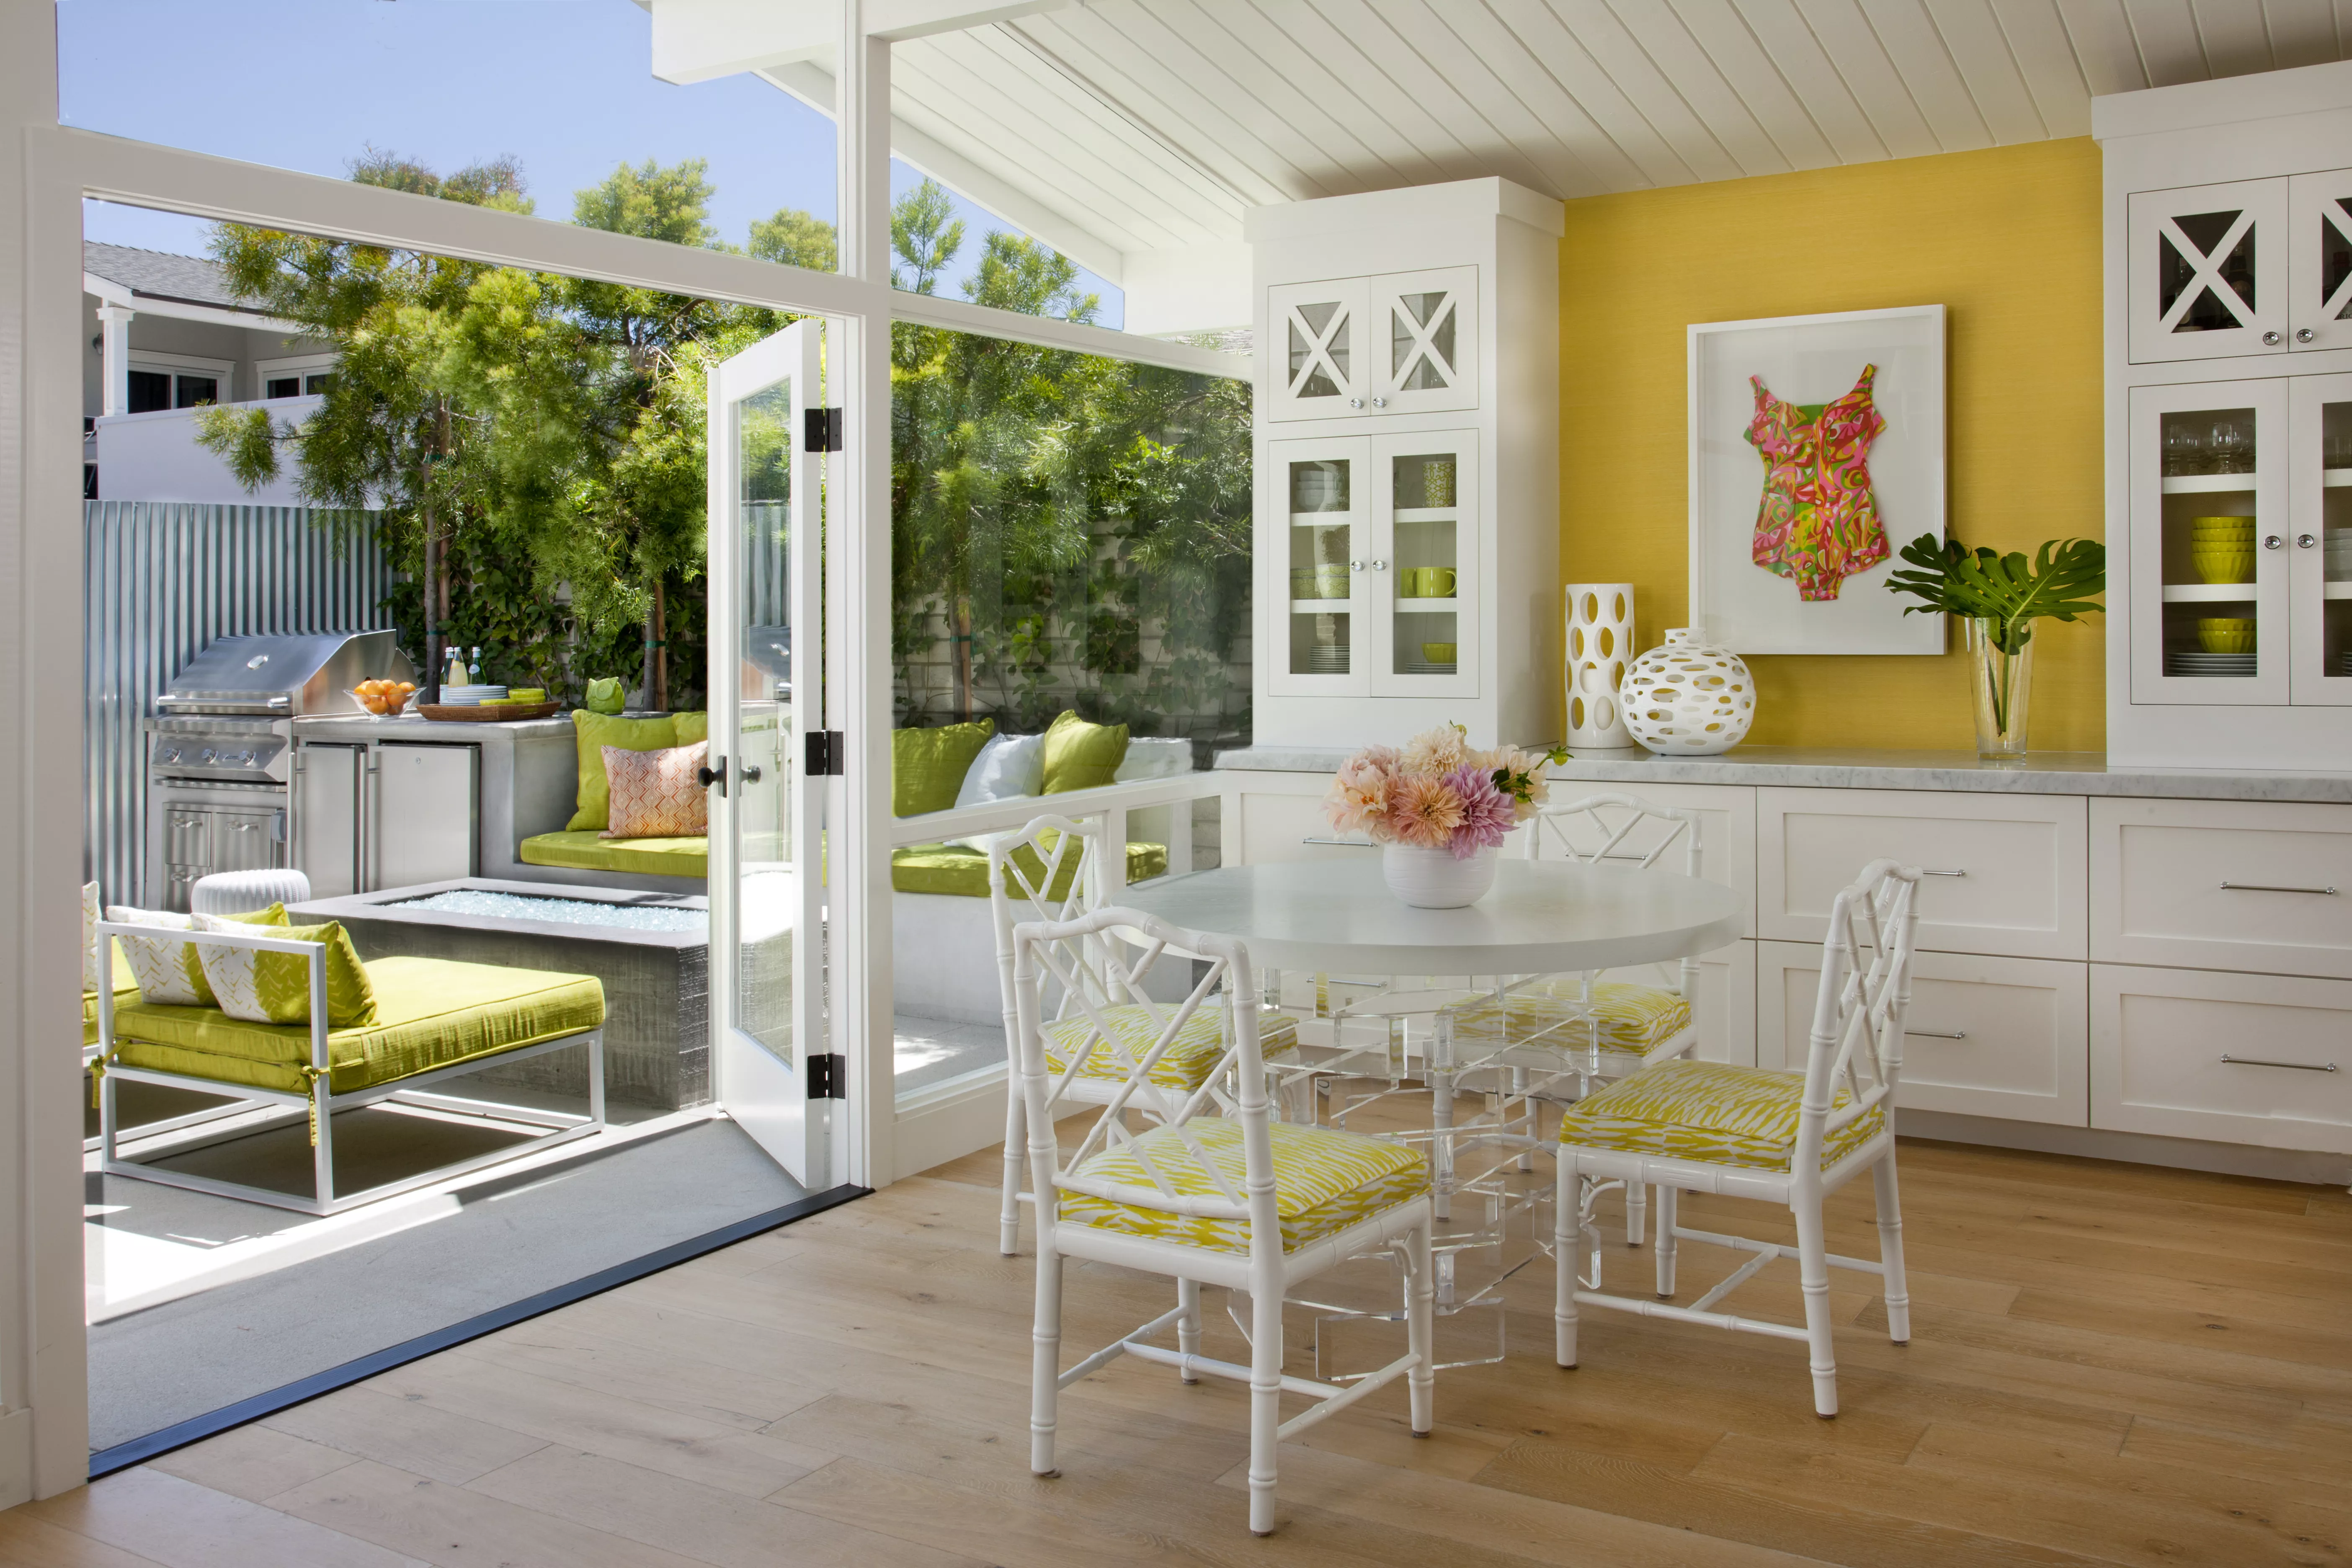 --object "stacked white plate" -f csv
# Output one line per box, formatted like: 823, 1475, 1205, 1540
2325, 533, 2352, 576
1303, 647, 1347, 674
2337, 651, 2352, 677
434, 684, 508, 706
2165, 652, 2256, 677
